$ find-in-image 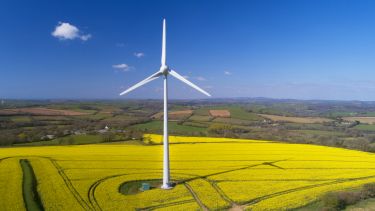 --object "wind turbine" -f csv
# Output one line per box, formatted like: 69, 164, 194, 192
119, 19, 211, 189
